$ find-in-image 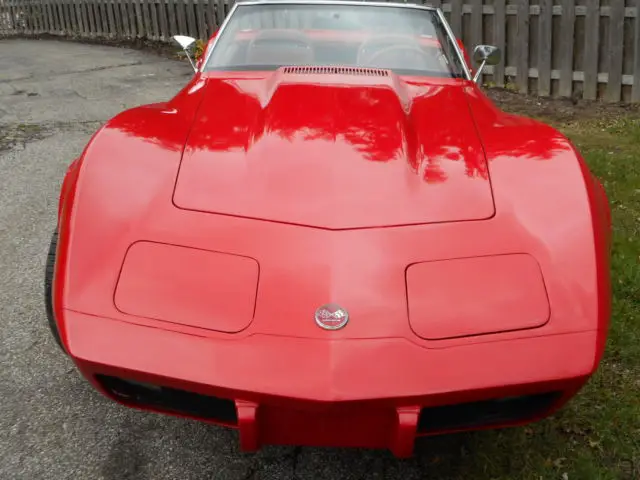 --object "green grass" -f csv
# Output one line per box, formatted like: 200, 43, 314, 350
411, 114, 640, 479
